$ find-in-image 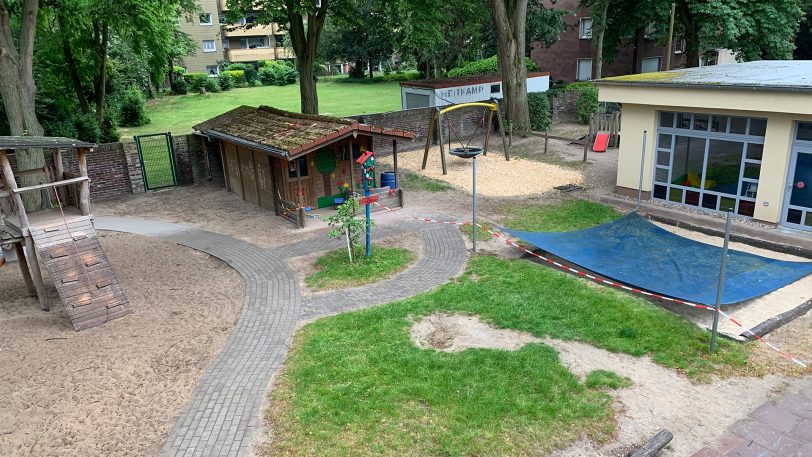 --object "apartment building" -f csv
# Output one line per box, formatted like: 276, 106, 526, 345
177, 0, 293, 75
531, 0, 735, 84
